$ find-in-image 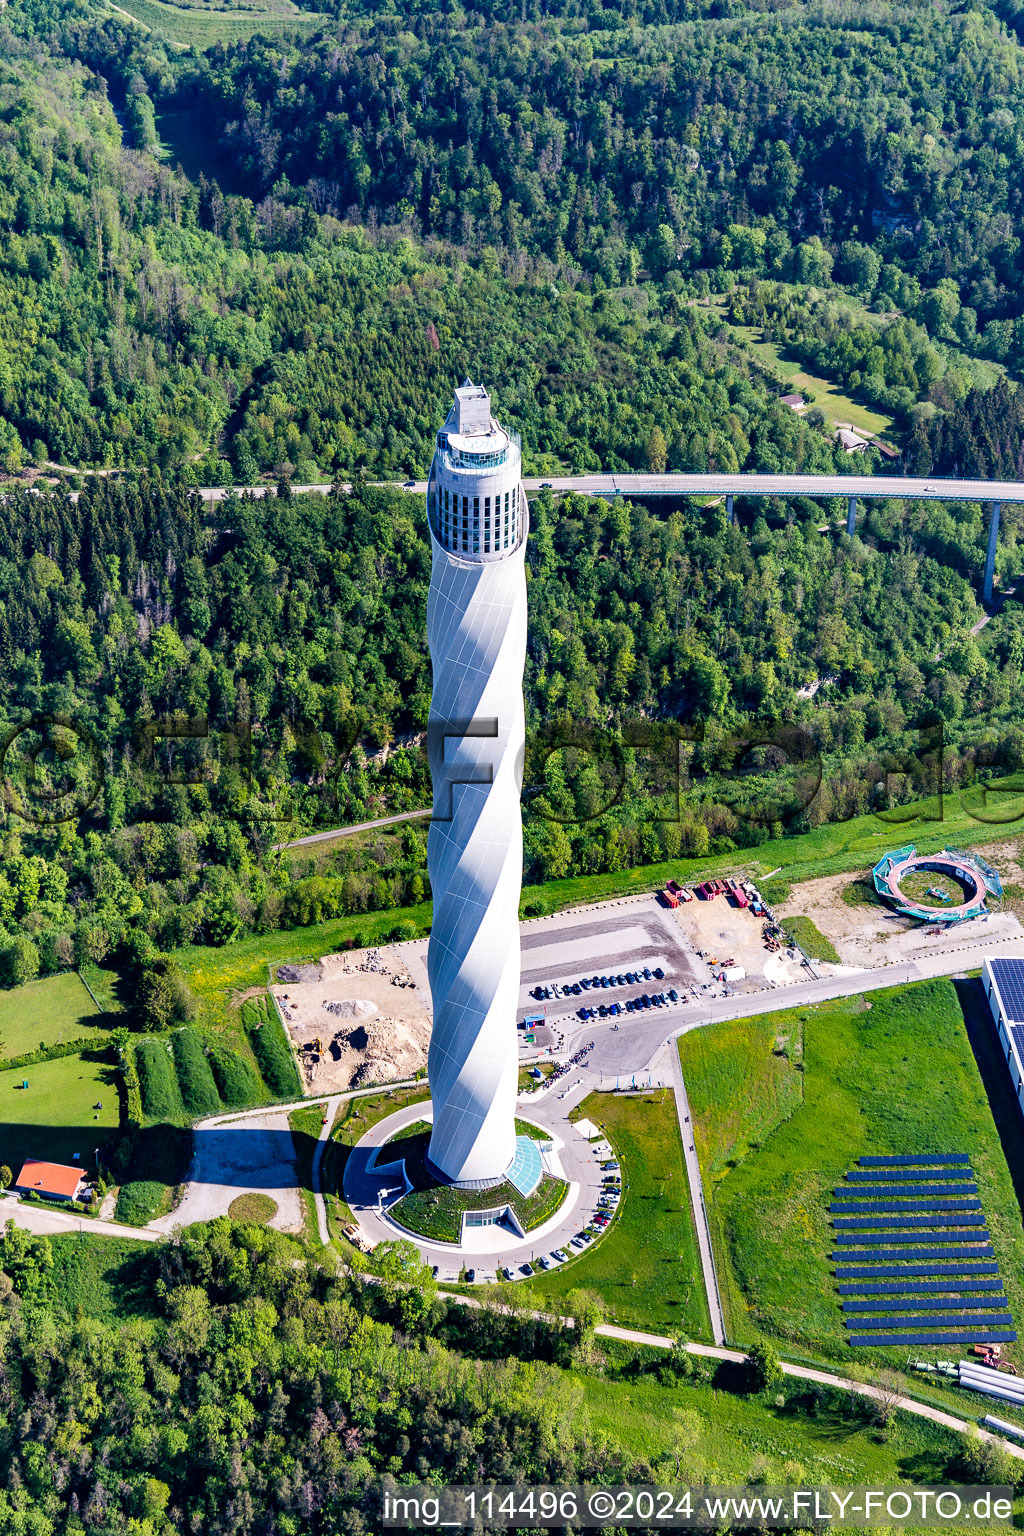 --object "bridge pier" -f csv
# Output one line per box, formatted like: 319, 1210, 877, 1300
846, 496, 857, 536
726, 494, 734, 525
984, 501, 1002, 604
